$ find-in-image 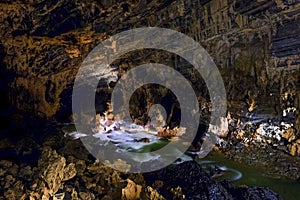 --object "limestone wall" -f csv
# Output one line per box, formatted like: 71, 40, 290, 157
0, 0, 299, 127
